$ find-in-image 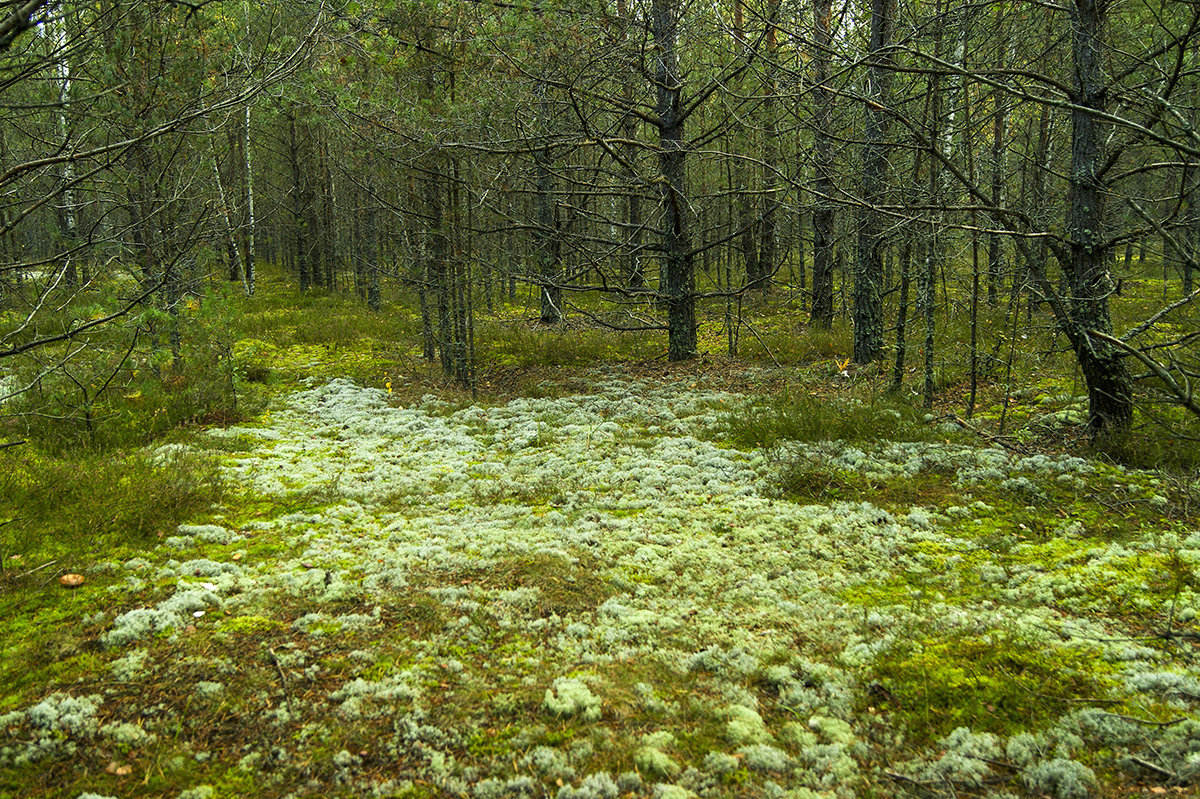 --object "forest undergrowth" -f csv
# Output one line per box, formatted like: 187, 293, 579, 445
2, 273, 1200, 799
